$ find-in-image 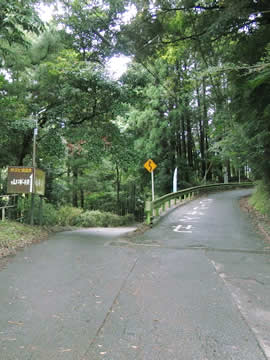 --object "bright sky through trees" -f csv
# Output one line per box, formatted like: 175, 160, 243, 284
37, 1, 133, 79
